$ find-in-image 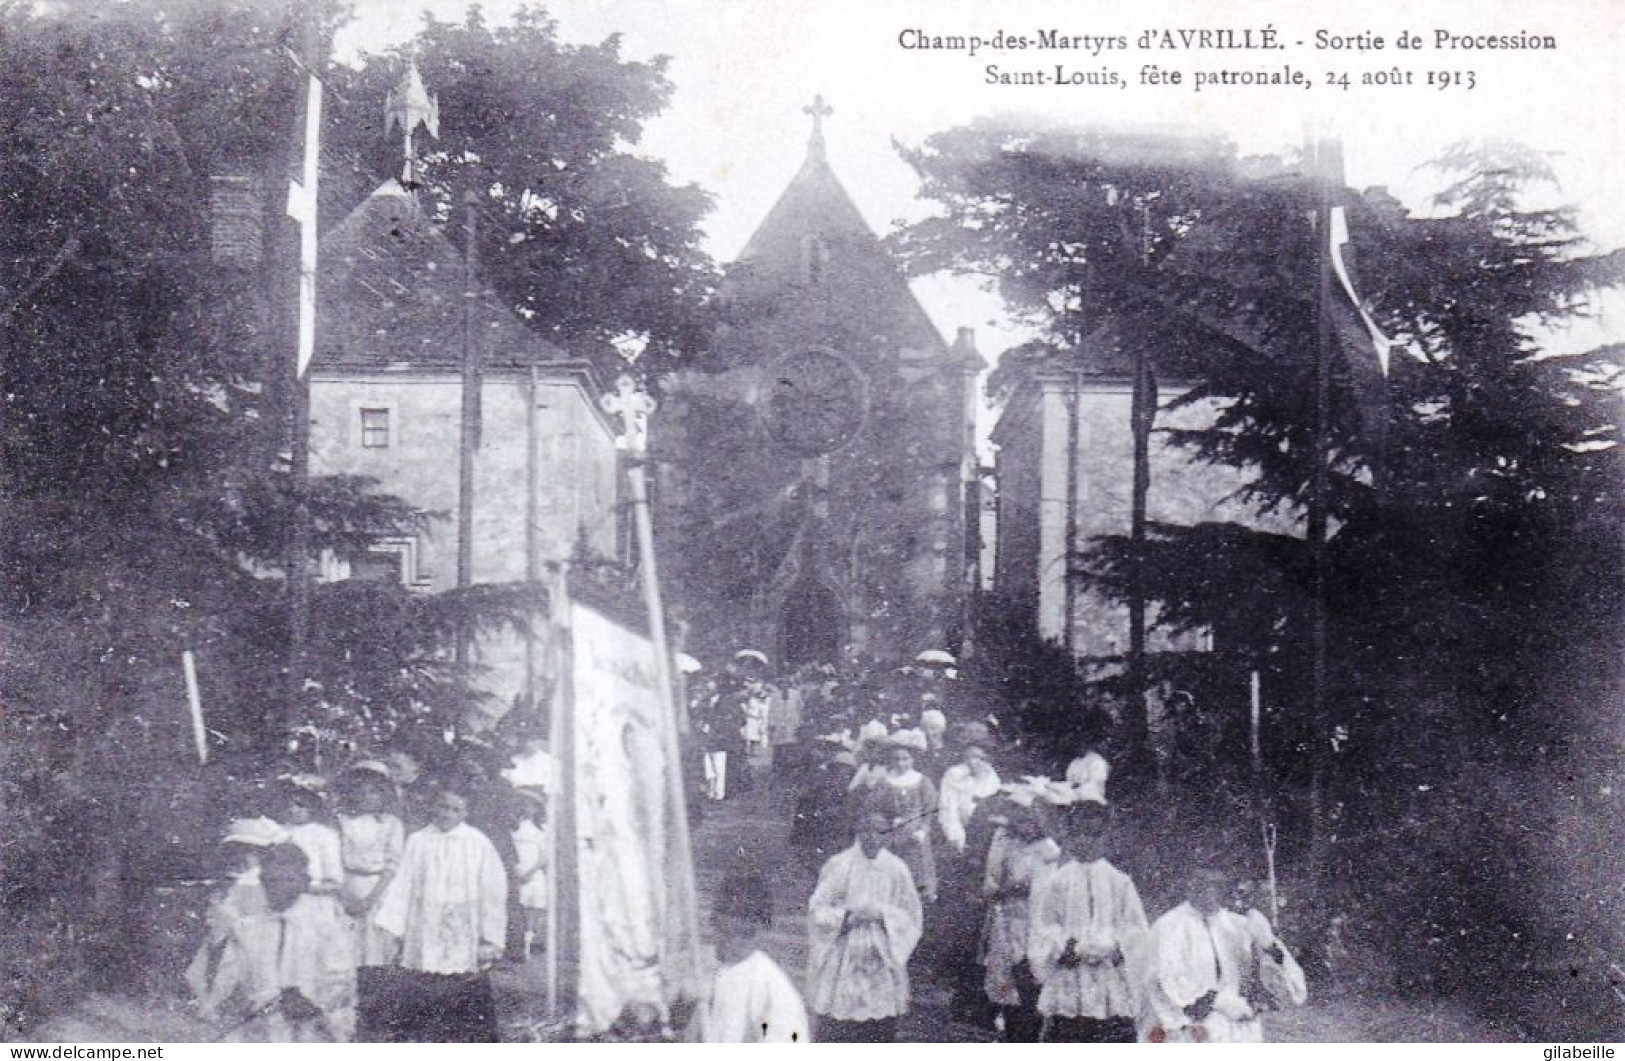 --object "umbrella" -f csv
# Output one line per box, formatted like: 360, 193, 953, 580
675, 652, 703, 675
915, 649, 956, 666
733, 649, 769, 665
